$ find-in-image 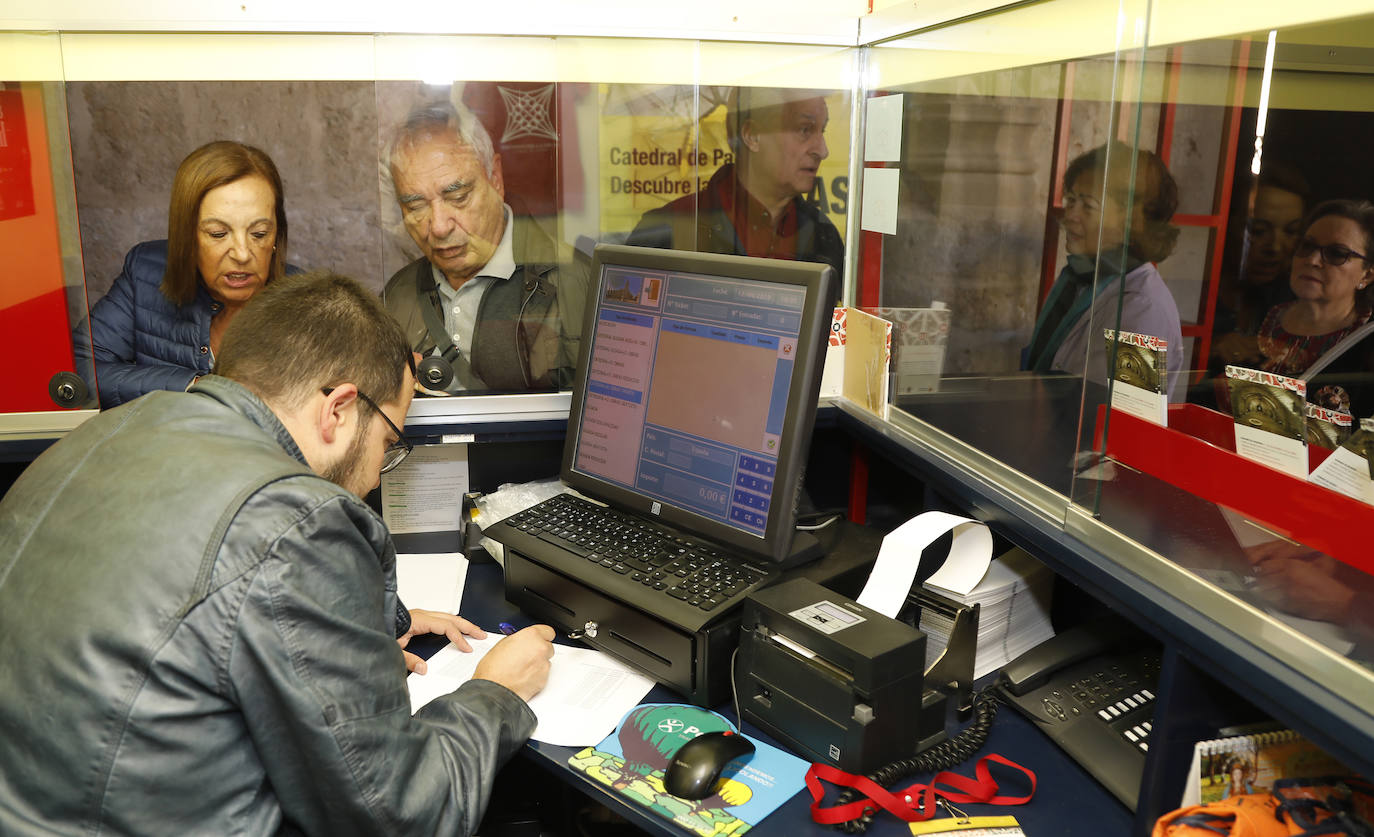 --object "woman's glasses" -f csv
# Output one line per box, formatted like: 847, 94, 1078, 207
1294, 237, 1369, 267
